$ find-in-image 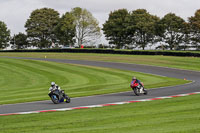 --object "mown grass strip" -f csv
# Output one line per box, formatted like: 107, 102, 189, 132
1, 93, 200, 133
0, 58, 189, 105
1, 52, 200, 71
